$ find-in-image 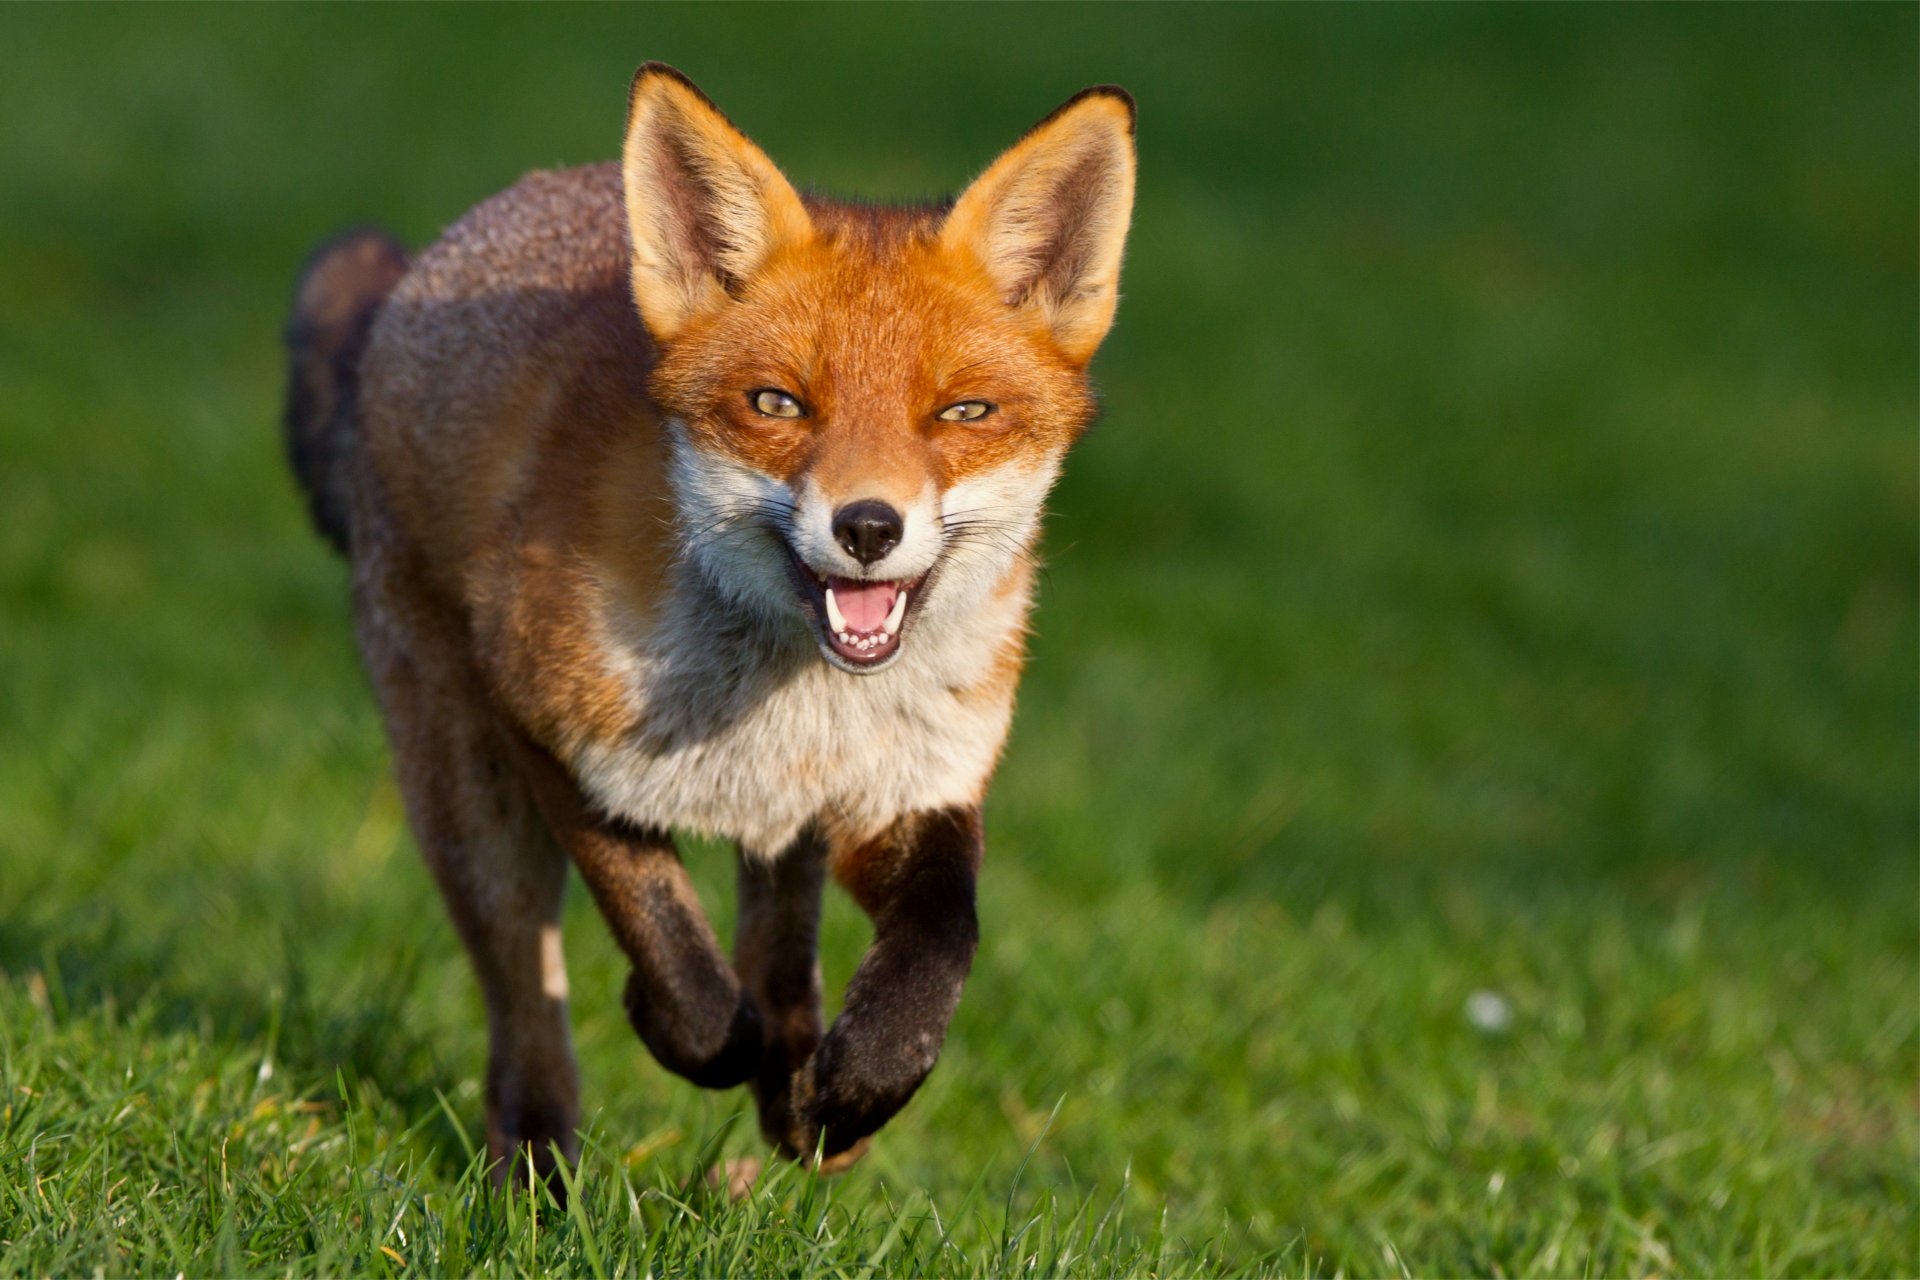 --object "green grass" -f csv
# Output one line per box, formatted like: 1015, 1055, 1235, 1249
1, 4, 1914, 1275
